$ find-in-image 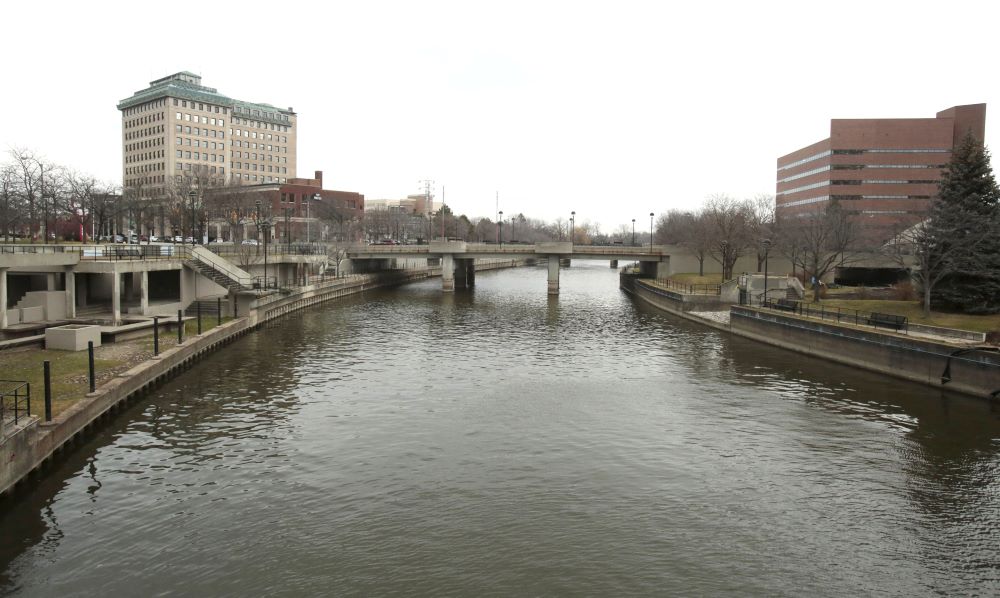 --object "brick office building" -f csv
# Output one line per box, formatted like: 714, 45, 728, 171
776, 104, 986, 242
207, 171, 364, 243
